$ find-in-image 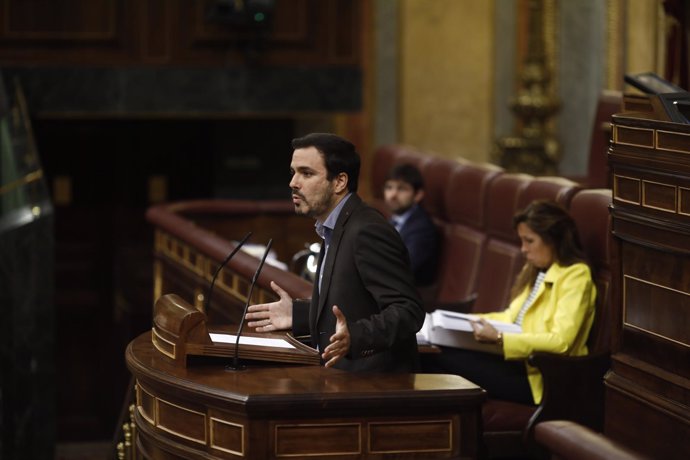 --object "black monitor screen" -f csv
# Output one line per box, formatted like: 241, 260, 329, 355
625, 72, 685, 95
